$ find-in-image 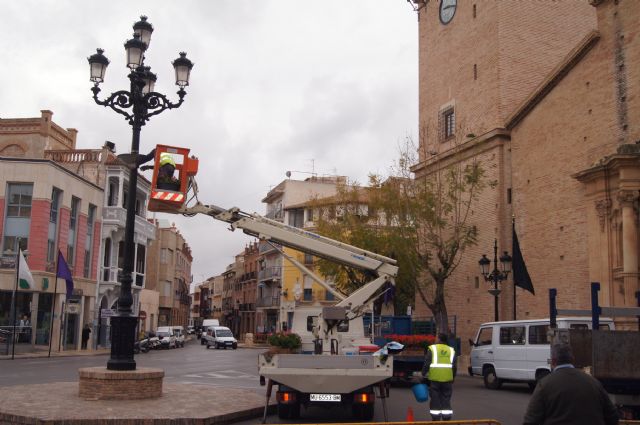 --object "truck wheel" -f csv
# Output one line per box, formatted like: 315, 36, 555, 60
352, 403, 375, 420
483, 366, 502, 390
277, 402, 300, 419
